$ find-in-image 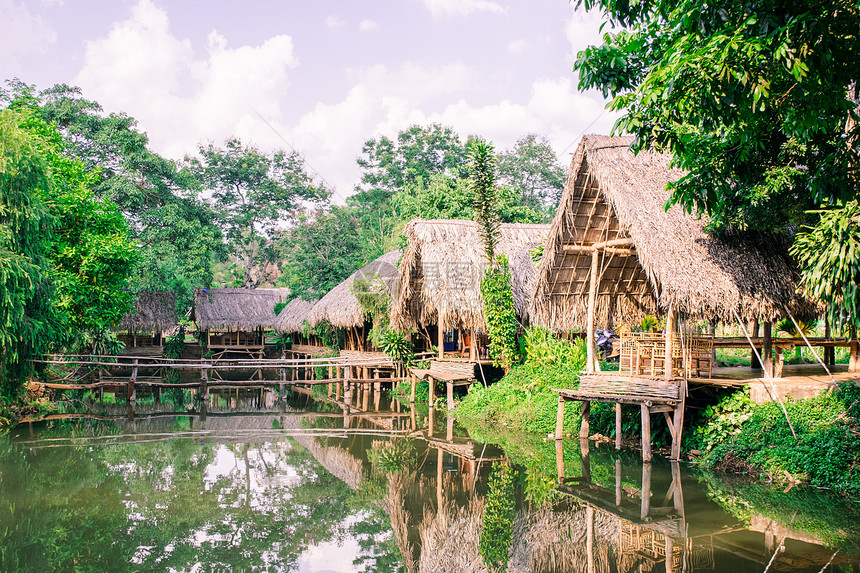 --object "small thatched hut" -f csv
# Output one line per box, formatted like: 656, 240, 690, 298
192, 287, 290, 357
305, 250, 402, 351
273, 297, 321, 349
391, 219, 549, 360
531, 135, 811, 368
115, 291, 177, 353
